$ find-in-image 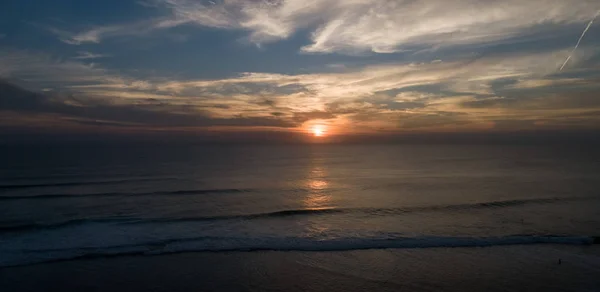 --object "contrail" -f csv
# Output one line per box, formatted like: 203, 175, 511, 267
560, 11, 599, 71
